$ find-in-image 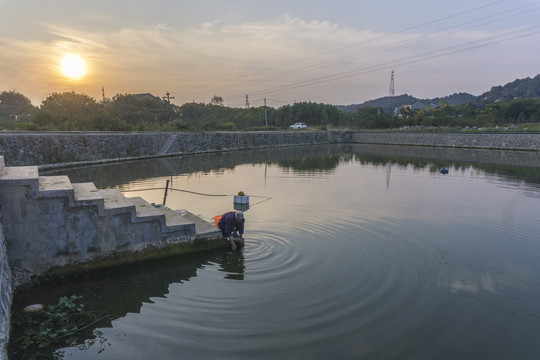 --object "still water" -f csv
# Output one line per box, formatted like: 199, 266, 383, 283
11, 144, 540, 359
